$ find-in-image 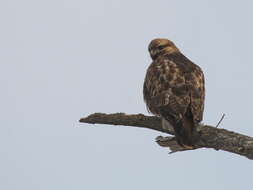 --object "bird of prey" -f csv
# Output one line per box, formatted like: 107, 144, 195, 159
143, 39, 205, 148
